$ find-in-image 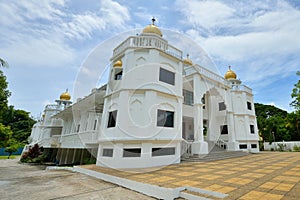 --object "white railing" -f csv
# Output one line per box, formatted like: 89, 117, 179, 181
181, 140, 192, 157
216, 138, 227, 150
195, 64, 225, 84
45, 104, 58, 110
112, 35, 182, 60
